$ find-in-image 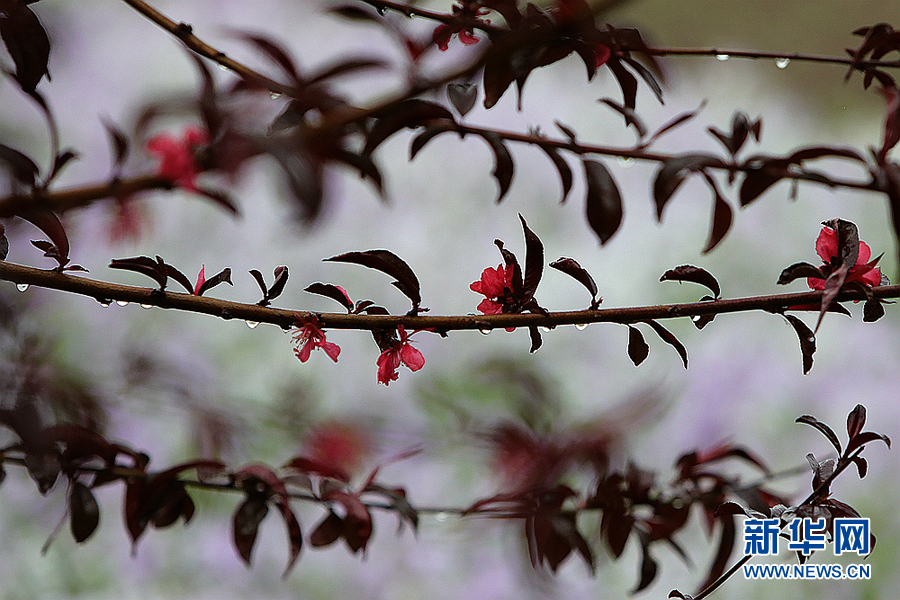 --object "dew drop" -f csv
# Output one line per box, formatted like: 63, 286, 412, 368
715, 54, 730, 61
479, 327, 492, 335
691, 315, 702, 323
99, 300, 111, 308
116, 300, 129, 307
575, 323, 588, 331
16, 283, 28, 292
217, 64, 229, 71
775, 57, 790, 69
140, 304, 152, 309
434, 512, 449, 522
617, 156, 635, 167
246, 321, 260, 329
269, 91, 281, 100
540, 326, 552, 333
807, 336, 815, 343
